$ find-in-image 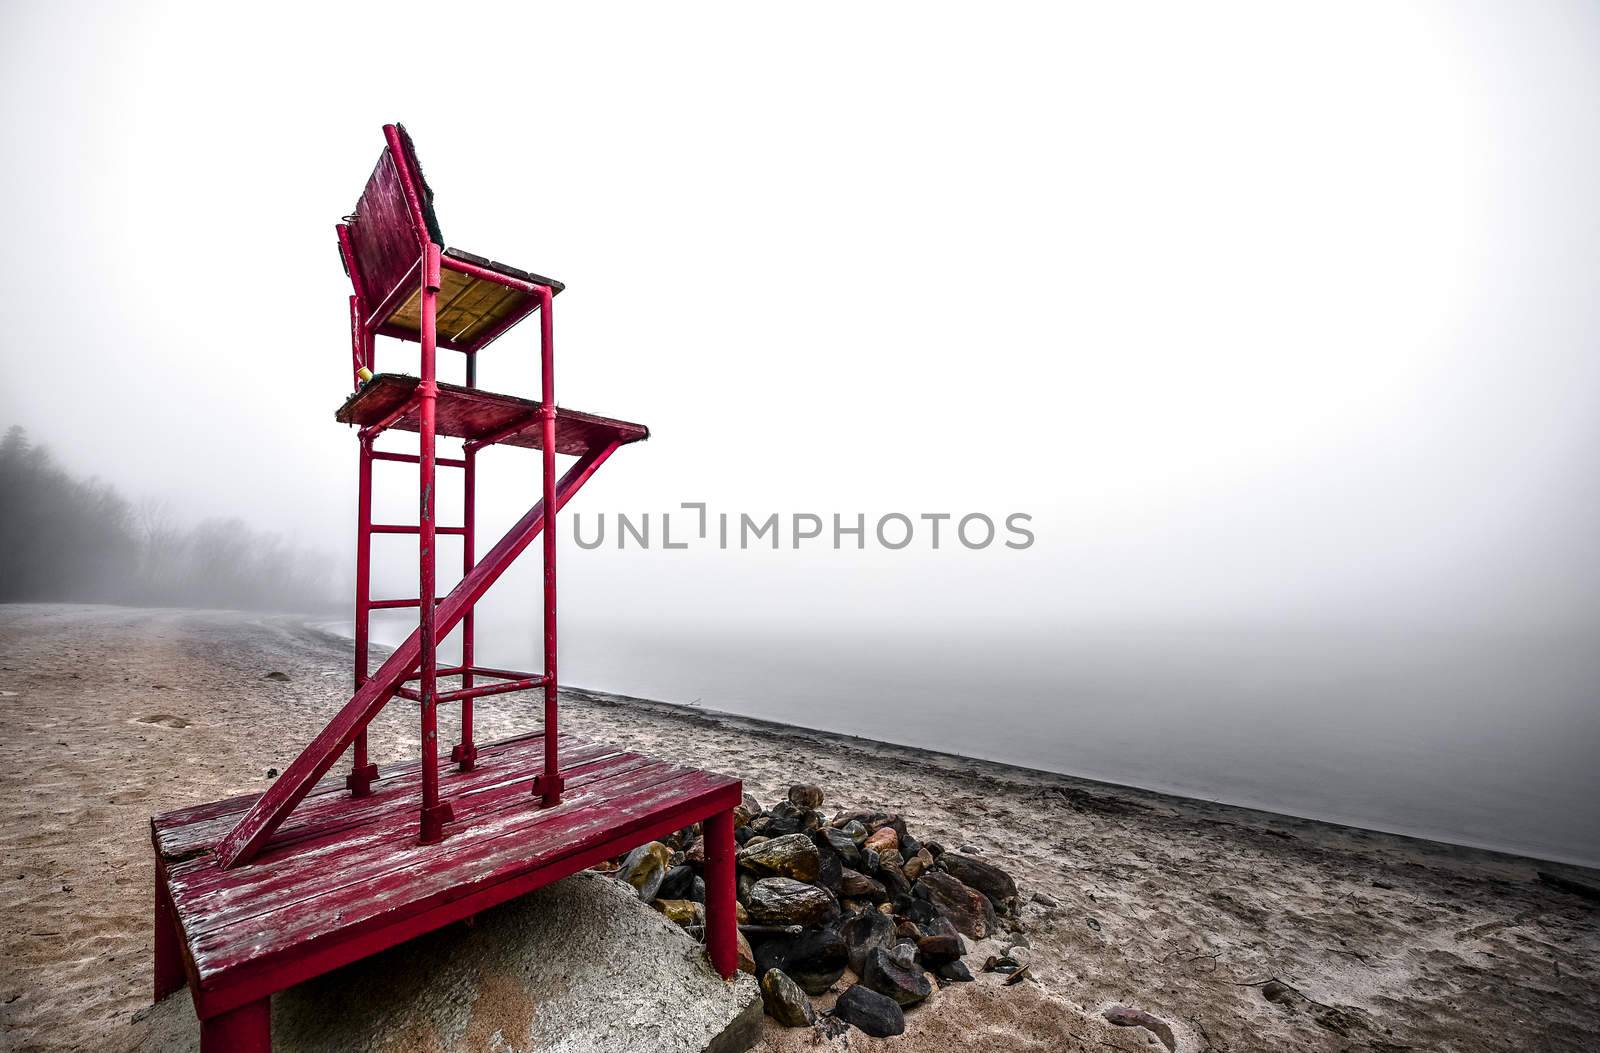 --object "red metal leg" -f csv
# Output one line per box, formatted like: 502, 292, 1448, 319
530, 288, 565, 805
201, 998, 270, 1053
348, 432, 377, 797
704, 808, 738, 979
453, 351, 479, 774
417, 244, 452, 844
153, 859, 185, 1002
